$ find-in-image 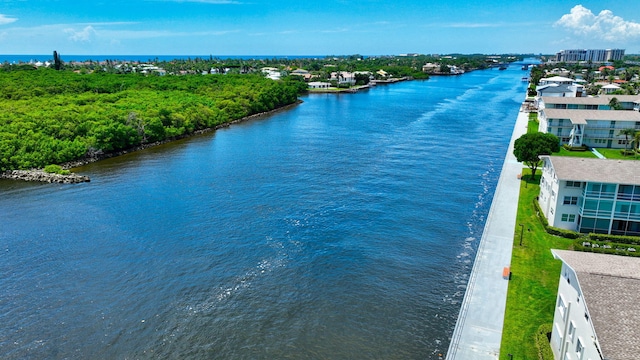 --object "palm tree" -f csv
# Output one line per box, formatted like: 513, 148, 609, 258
633, 130, 640, 153
608, 97, 621, 110
619, 128, 636, 154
